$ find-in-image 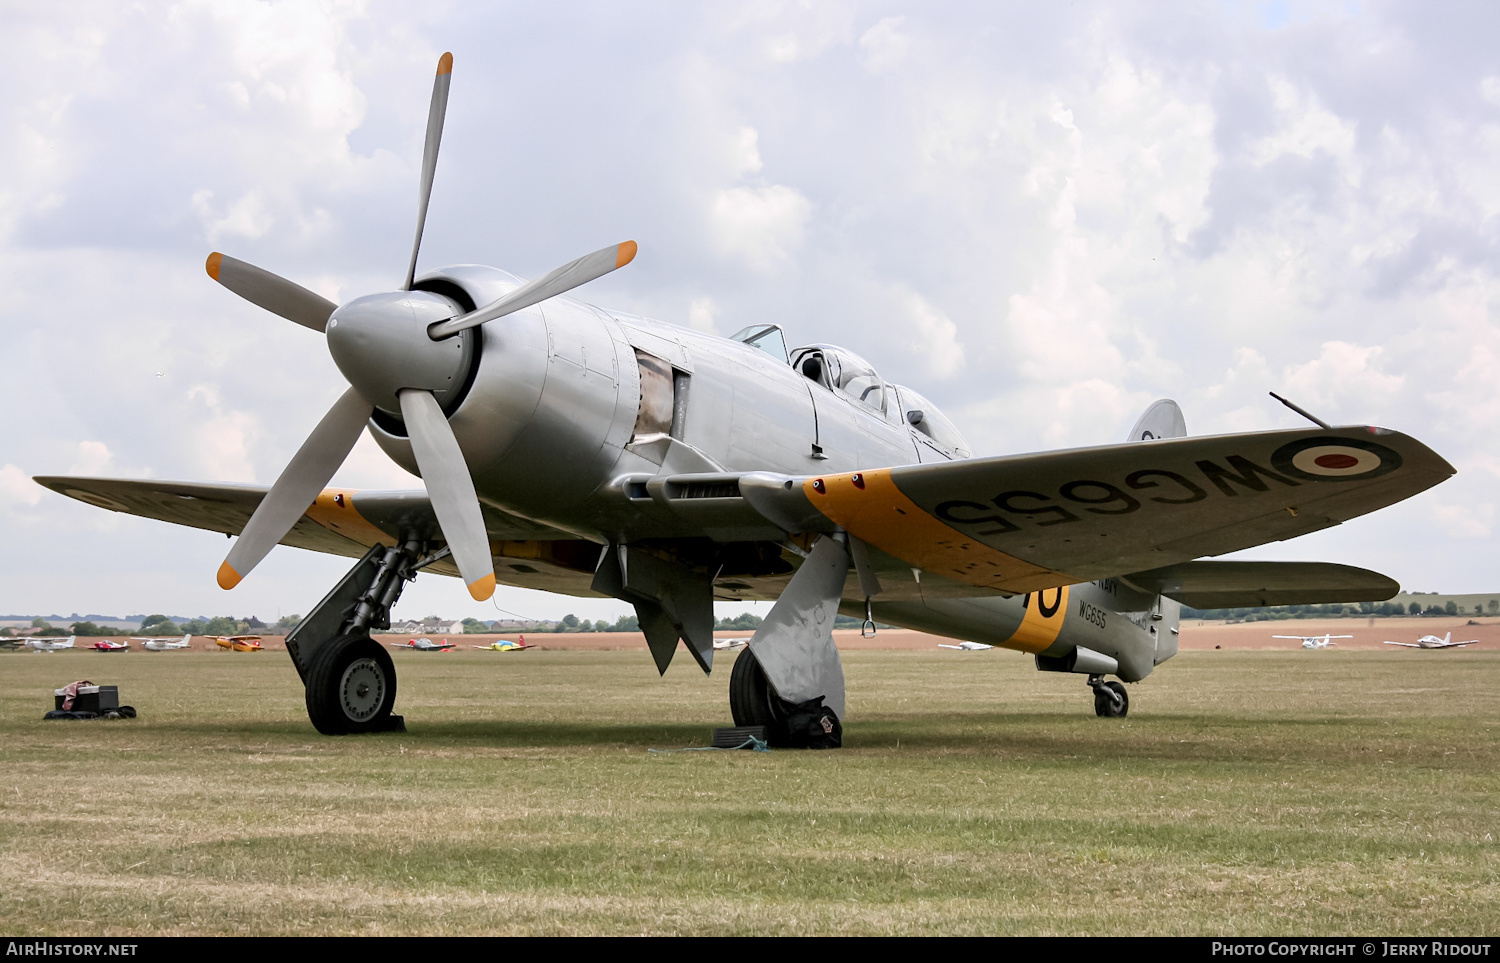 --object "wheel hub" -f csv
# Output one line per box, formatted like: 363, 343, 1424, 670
339, 657, 386, 722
